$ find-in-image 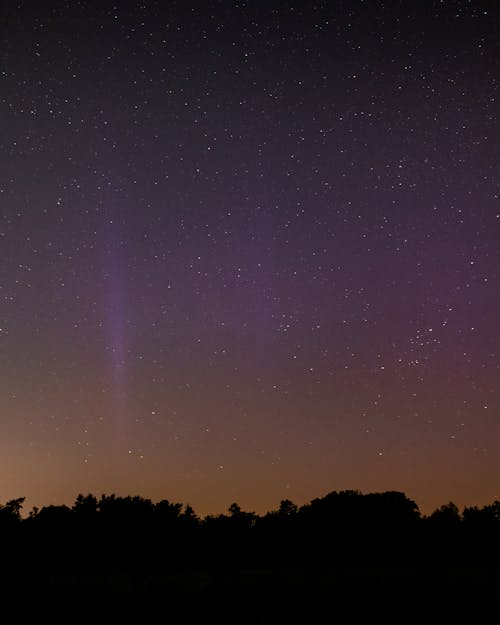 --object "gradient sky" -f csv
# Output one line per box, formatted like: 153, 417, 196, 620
1, 0, 499, 516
